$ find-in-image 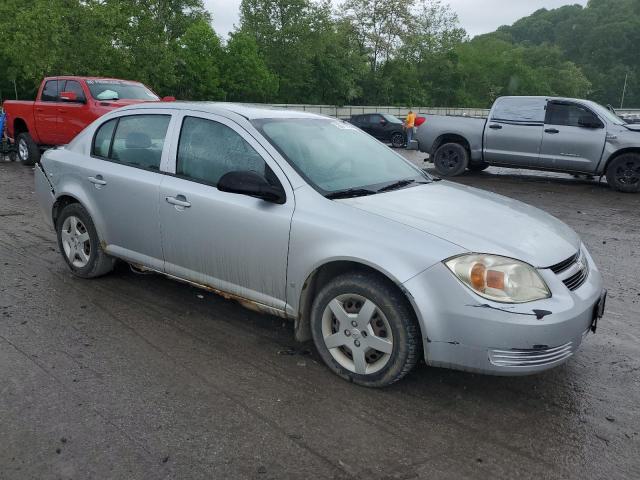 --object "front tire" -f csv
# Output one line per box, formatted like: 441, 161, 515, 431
433, 142, 469, 177
16, 132, 41, 166
606, 154, 640, 193
56, 203, 115, 278
311, 272, 421, 388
